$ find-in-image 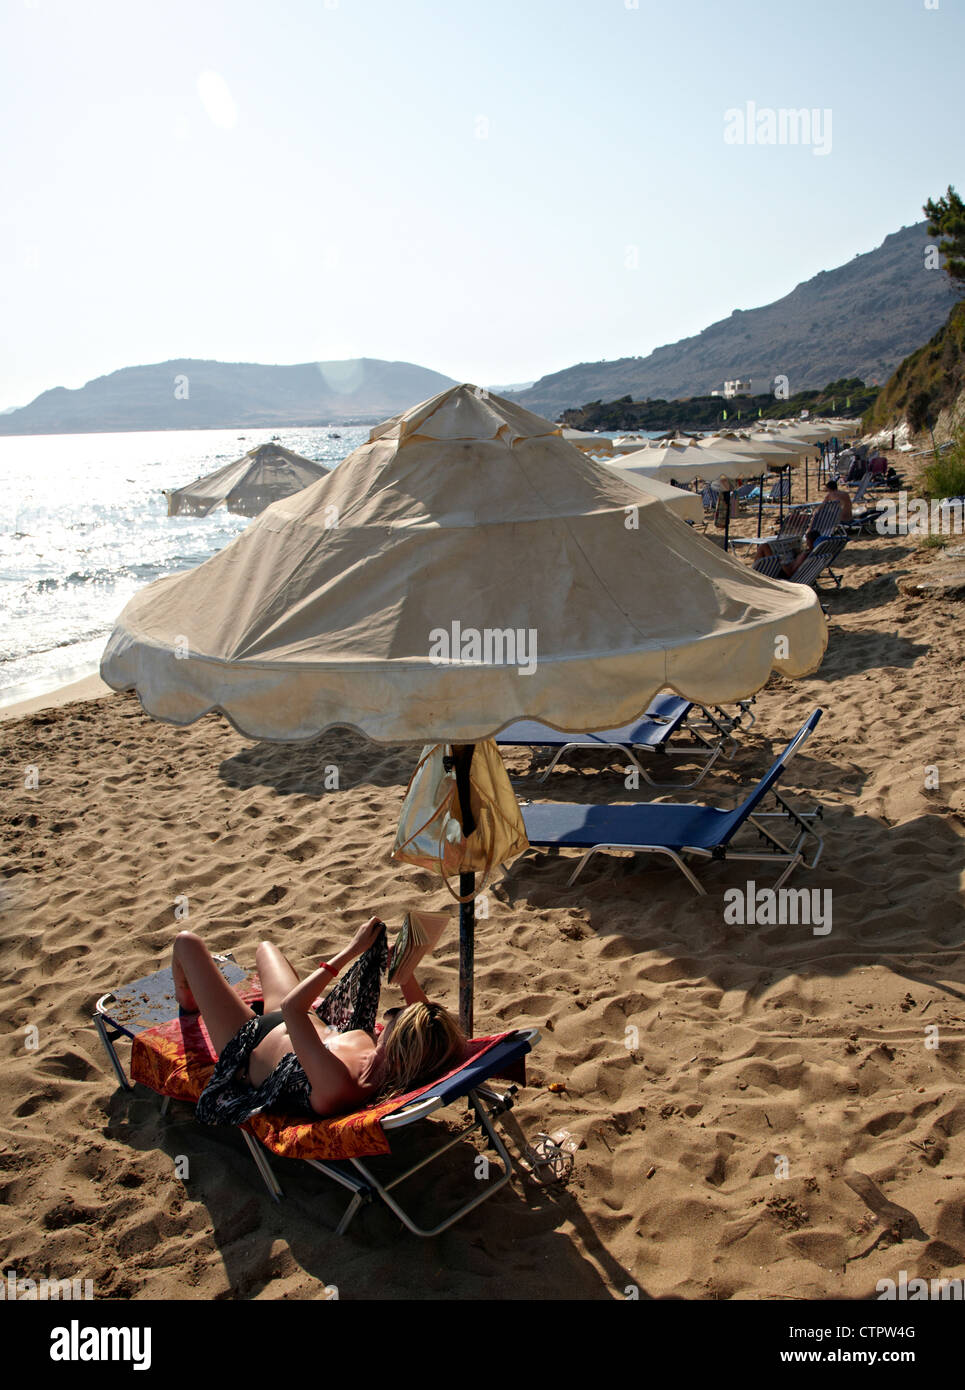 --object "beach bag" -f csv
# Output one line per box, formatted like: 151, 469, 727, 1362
392, 739, 529, 902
